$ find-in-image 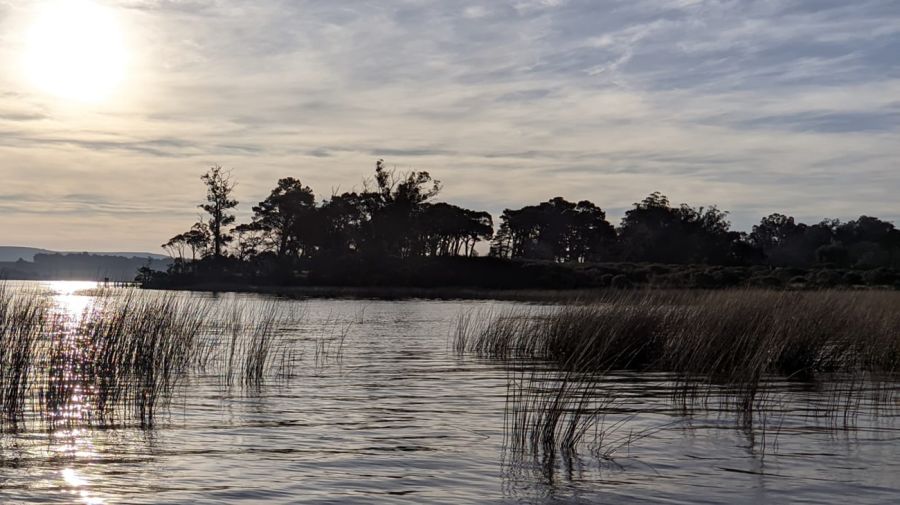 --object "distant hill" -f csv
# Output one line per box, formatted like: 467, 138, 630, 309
0, 246, 168, 262
0, 247, 172, 281
78, 251, 170, 260
0, 247, 54, 262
